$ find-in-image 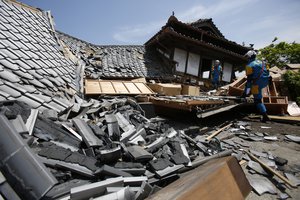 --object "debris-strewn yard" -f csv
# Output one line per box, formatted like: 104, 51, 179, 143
168, 111, 300, 200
